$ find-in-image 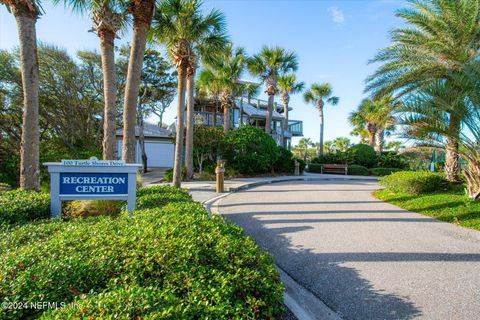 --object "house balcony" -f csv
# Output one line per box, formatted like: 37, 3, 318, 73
288, 120, 303, 136
193, 111, 303, 139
